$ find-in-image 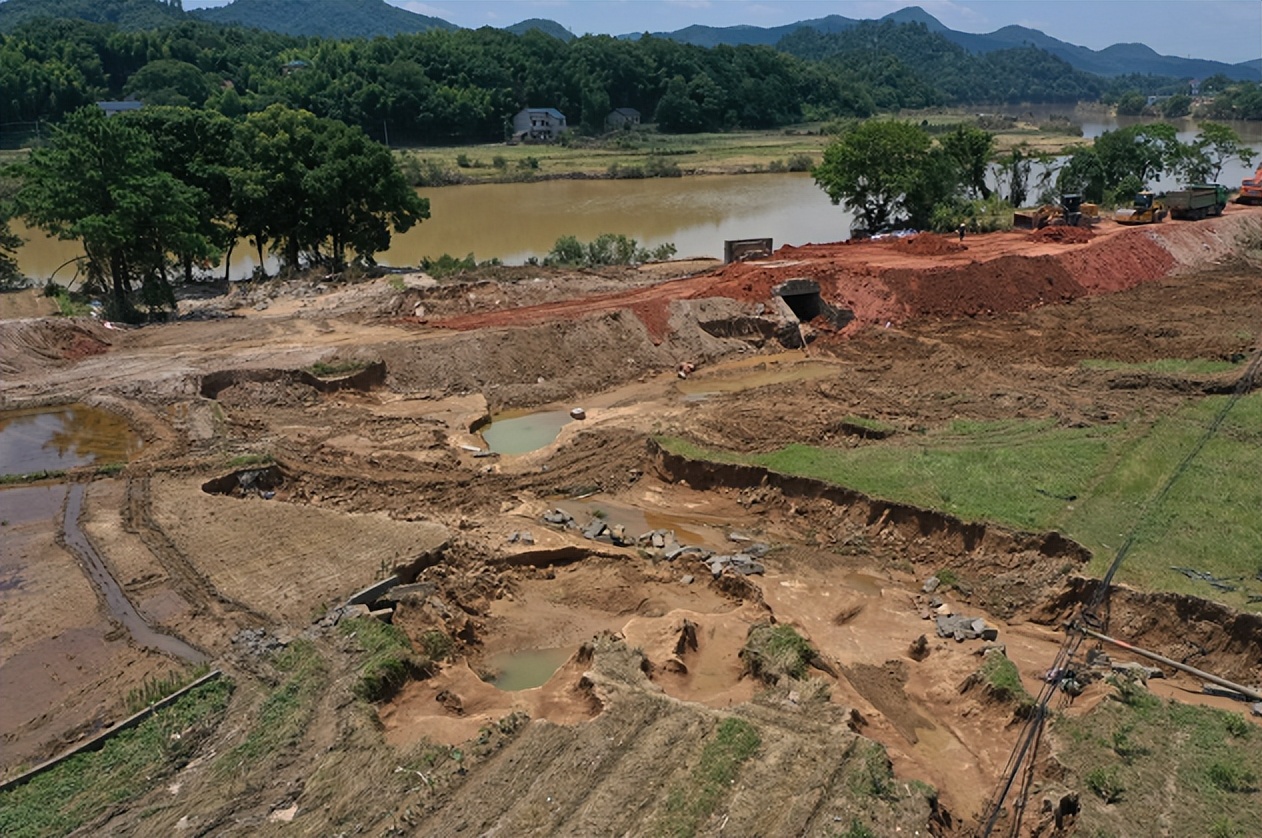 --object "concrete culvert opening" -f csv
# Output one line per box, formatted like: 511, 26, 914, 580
774, 278, 824, 322
772, 278, 854, 330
